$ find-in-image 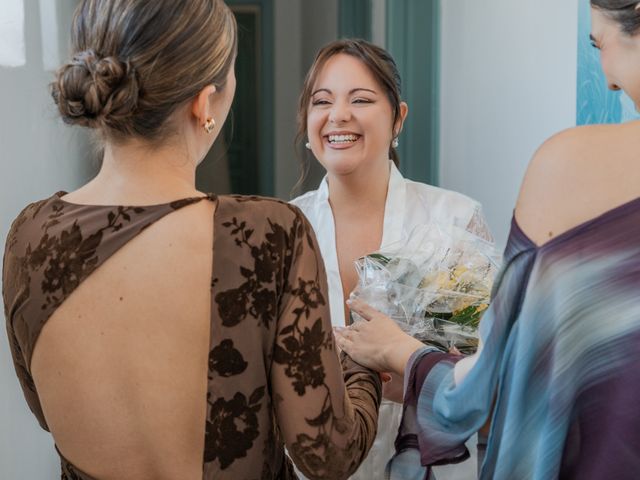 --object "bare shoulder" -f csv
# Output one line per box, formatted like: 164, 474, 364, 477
515, 122, 640, 245
516, 125, 599, 208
